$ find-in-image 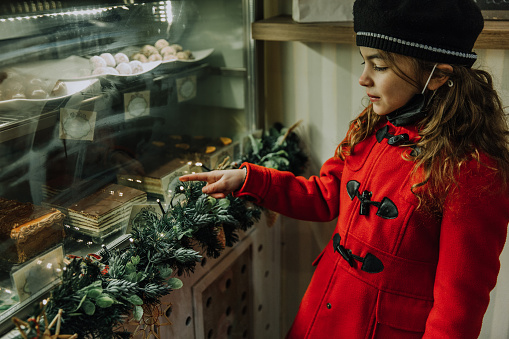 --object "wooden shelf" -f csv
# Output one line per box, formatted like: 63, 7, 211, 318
252, 15, 509, 50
